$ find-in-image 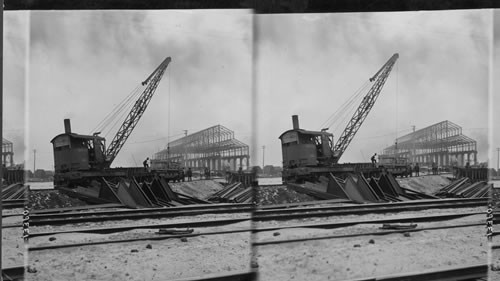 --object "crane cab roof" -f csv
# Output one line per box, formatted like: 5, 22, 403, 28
279, 129, 333, 140
51, 133, 105, 144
